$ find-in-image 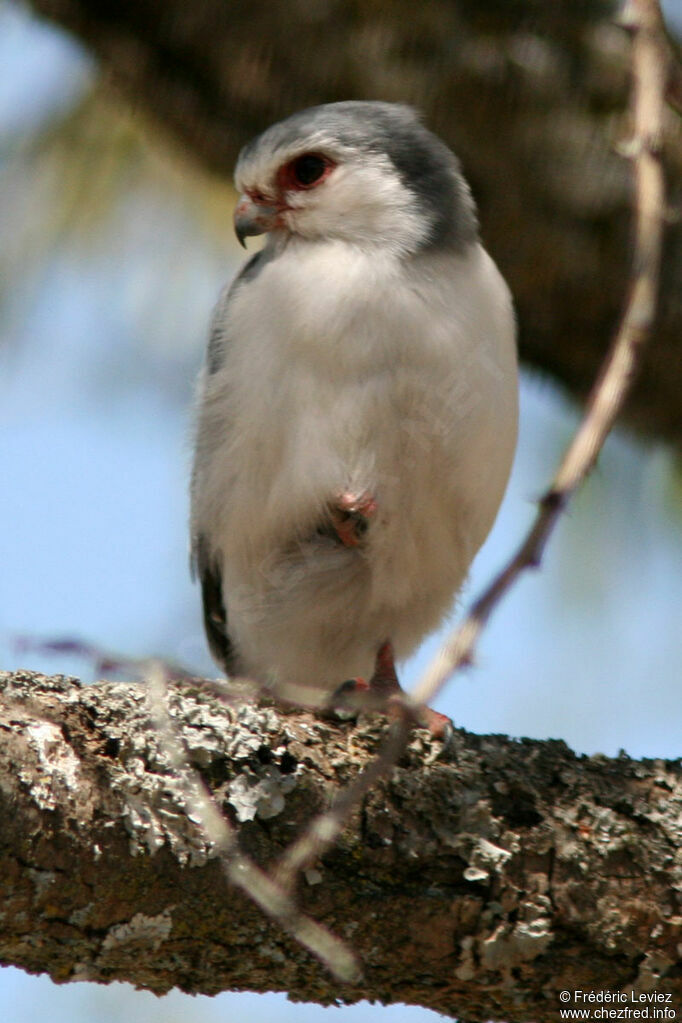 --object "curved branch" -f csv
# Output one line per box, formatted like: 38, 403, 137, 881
1, 669, 682, 1021
412, 0, 669, 712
